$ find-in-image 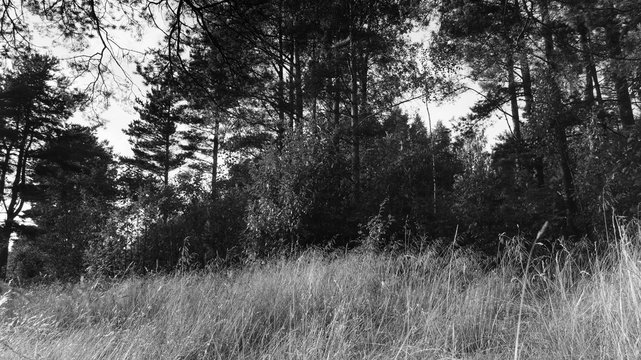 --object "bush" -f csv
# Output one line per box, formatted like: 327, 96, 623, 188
7, 242, 50, 283
245, 135, 353, 257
